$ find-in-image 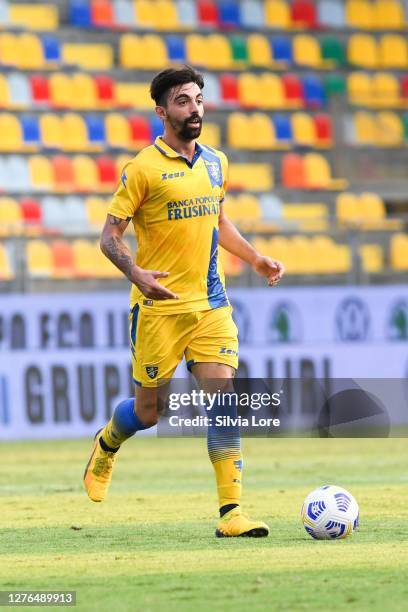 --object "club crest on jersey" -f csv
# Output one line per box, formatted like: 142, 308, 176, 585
204, 159, 222, 188
146, 366, 158, 379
